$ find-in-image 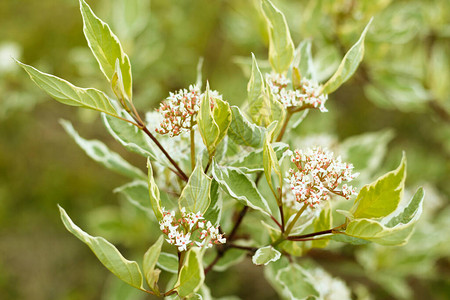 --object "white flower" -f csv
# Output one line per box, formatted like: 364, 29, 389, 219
155, 84, 223, 137
287, 147, 358, 207
158, 207, 226, 251
265, 73, 328, 112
